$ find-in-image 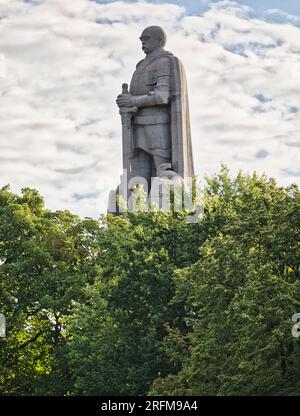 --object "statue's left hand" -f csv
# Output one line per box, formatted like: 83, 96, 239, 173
116, 94, 134, 108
